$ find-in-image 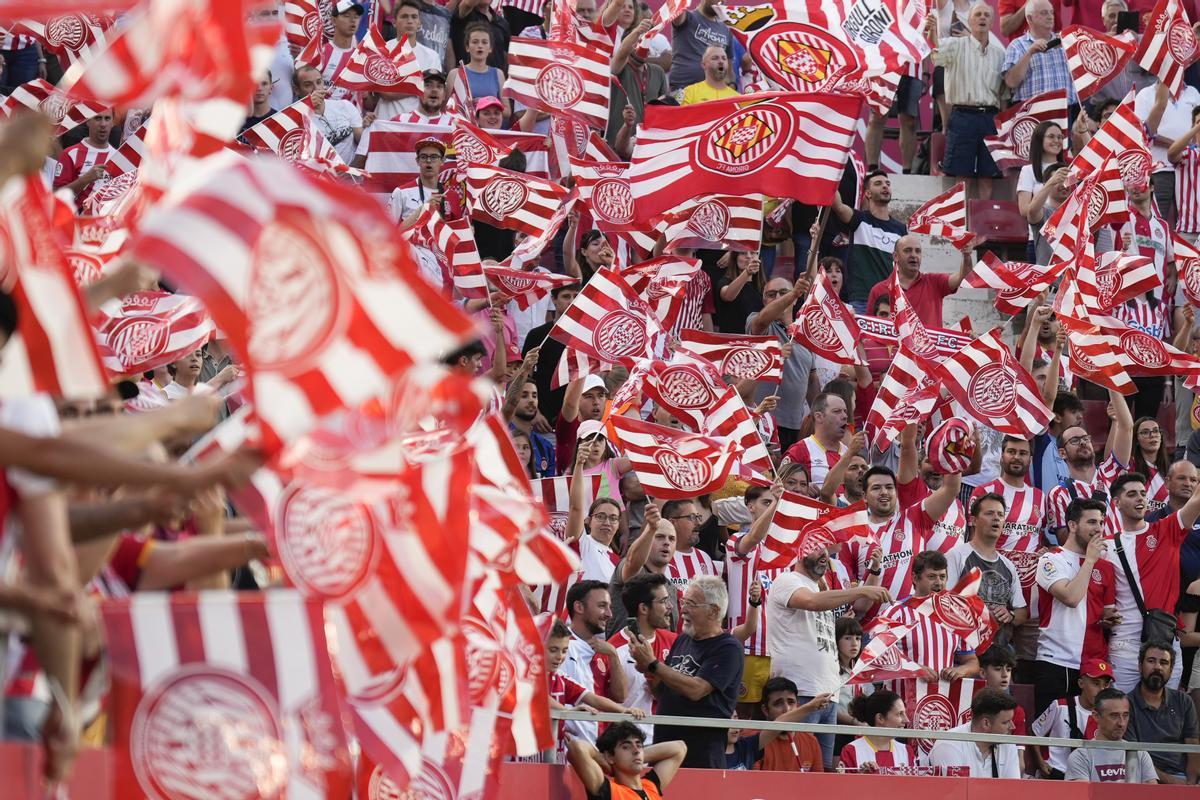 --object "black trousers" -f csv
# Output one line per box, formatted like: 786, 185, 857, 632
1033, 659, 1080, 720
